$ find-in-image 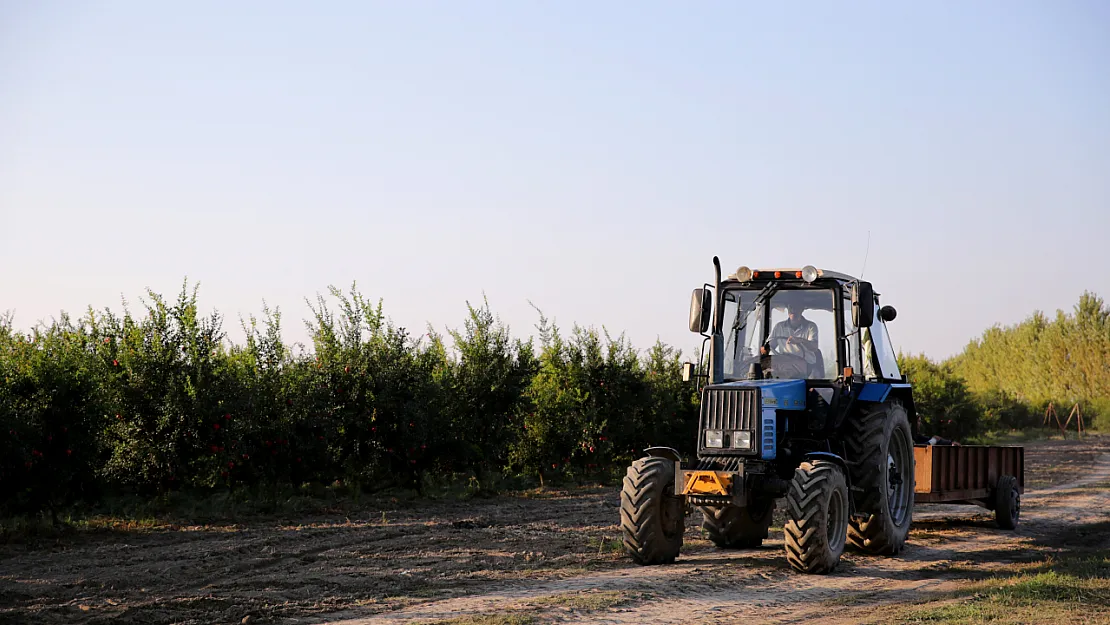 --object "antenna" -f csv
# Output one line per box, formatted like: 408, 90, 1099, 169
860, 230, 871, 280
